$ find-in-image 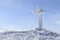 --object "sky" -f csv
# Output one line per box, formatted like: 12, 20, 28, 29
0, 0, 60, 33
